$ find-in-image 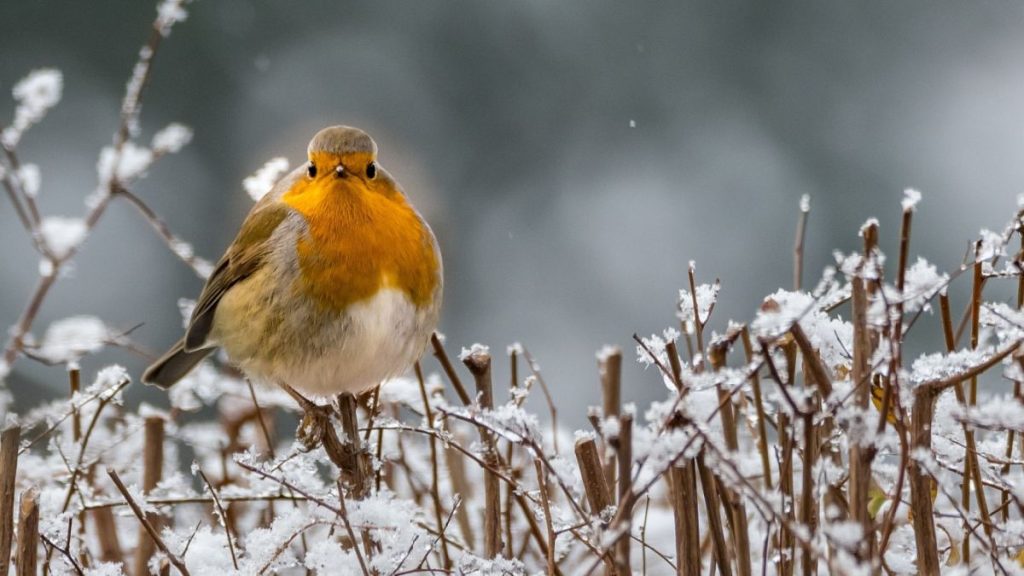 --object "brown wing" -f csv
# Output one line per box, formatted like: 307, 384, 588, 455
183, 191, 296, 352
